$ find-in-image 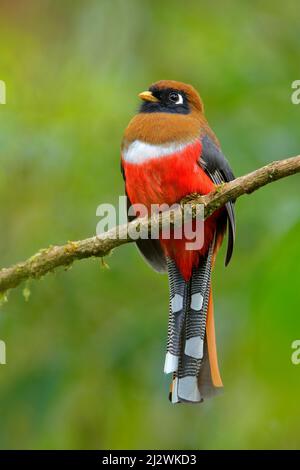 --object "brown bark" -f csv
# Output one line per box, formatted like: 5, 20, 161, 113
0, 155, 299, 295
